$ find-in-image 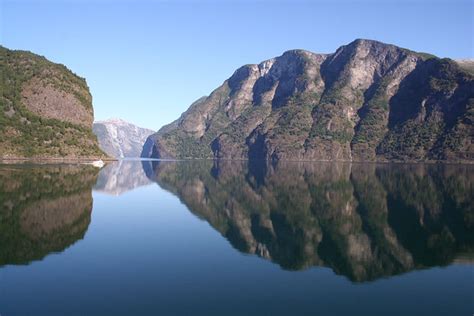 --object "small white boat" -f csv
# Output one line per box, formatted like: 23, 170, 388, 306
91, 160, 105, 168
